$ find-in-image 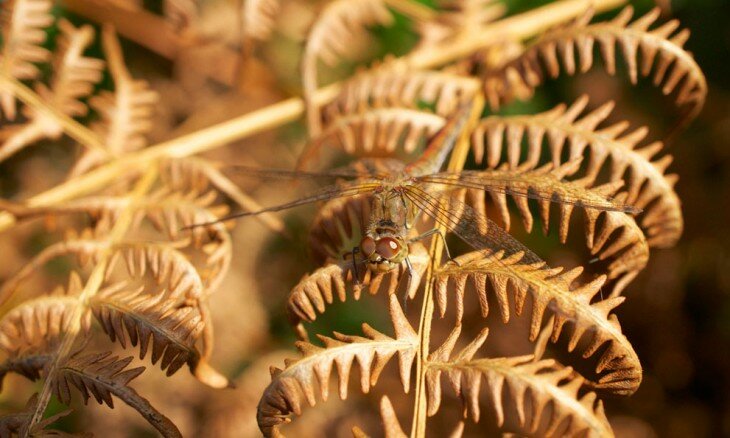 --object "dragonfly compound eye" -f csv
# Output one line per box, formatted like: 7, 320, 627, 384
360, 236, 376, 257
376, 237, 401, 260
